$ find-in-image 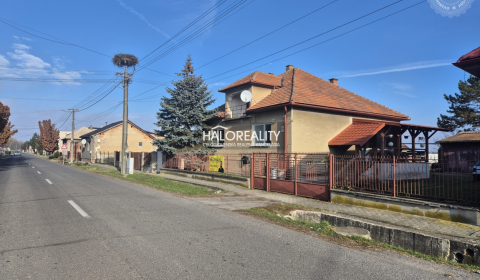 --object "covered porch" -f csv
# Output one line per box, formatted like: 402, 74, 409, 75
328, 119, 450, 162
